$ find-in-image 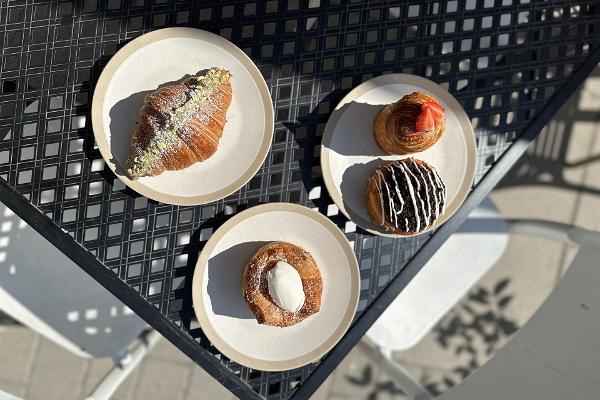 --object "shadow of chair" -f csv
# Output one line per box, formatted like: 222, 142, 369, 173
496, 67, 600, 196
